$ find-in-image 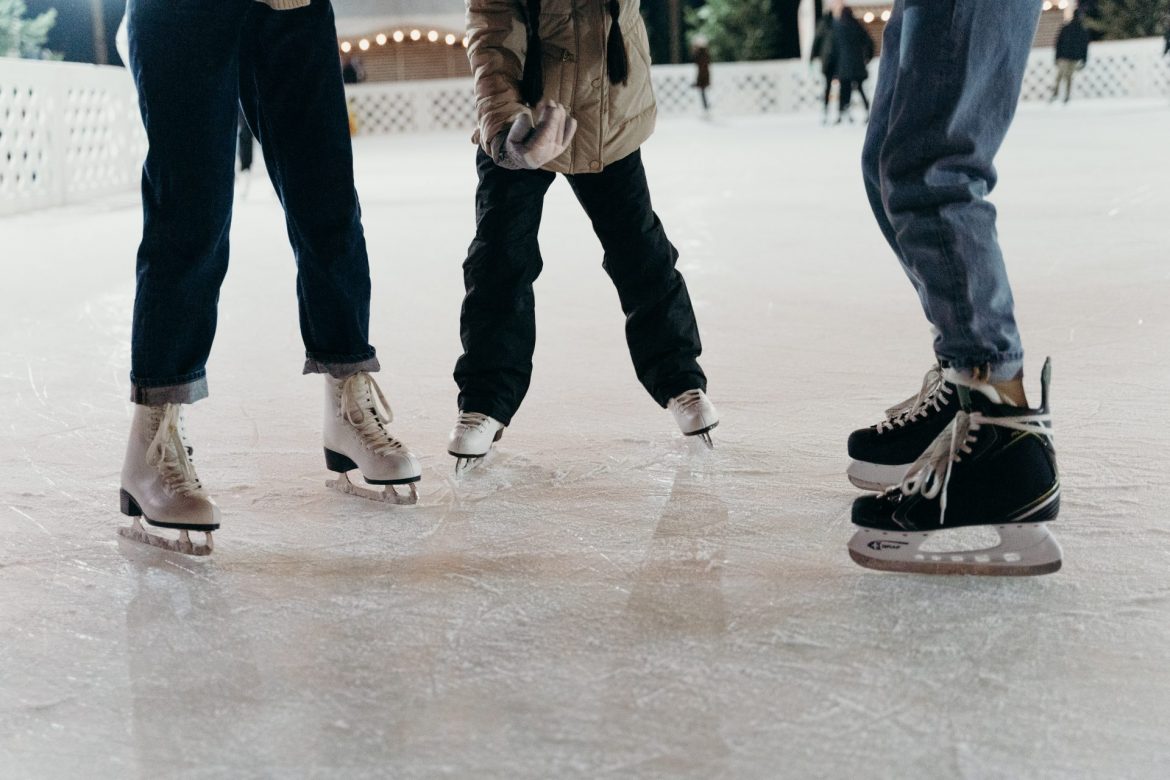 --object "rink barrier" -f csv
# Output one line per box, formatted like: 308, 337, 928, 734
0, 38, 1166, 216
346, 37, 1170, 134
0, 59, 145, 217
